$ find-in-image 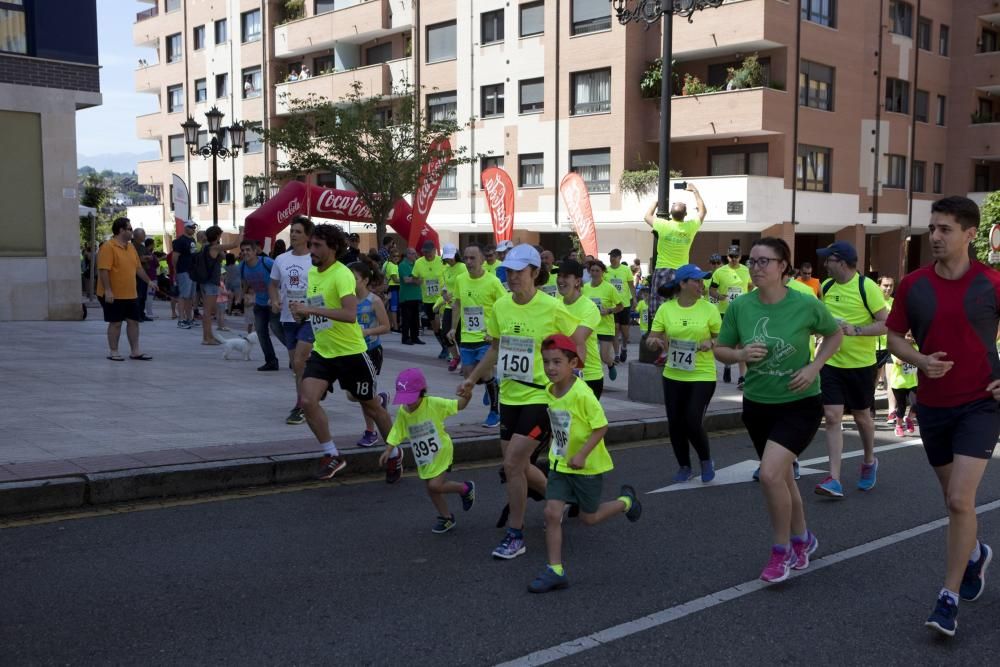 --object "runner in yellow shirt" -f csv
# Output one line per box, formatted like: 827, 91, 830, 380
583, 260, 627, 382
711, 245, 752, 388
441, 243, 468, 371
606, 249, 636, 364
556, 259, 605, 398
412, 240, 449, 359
